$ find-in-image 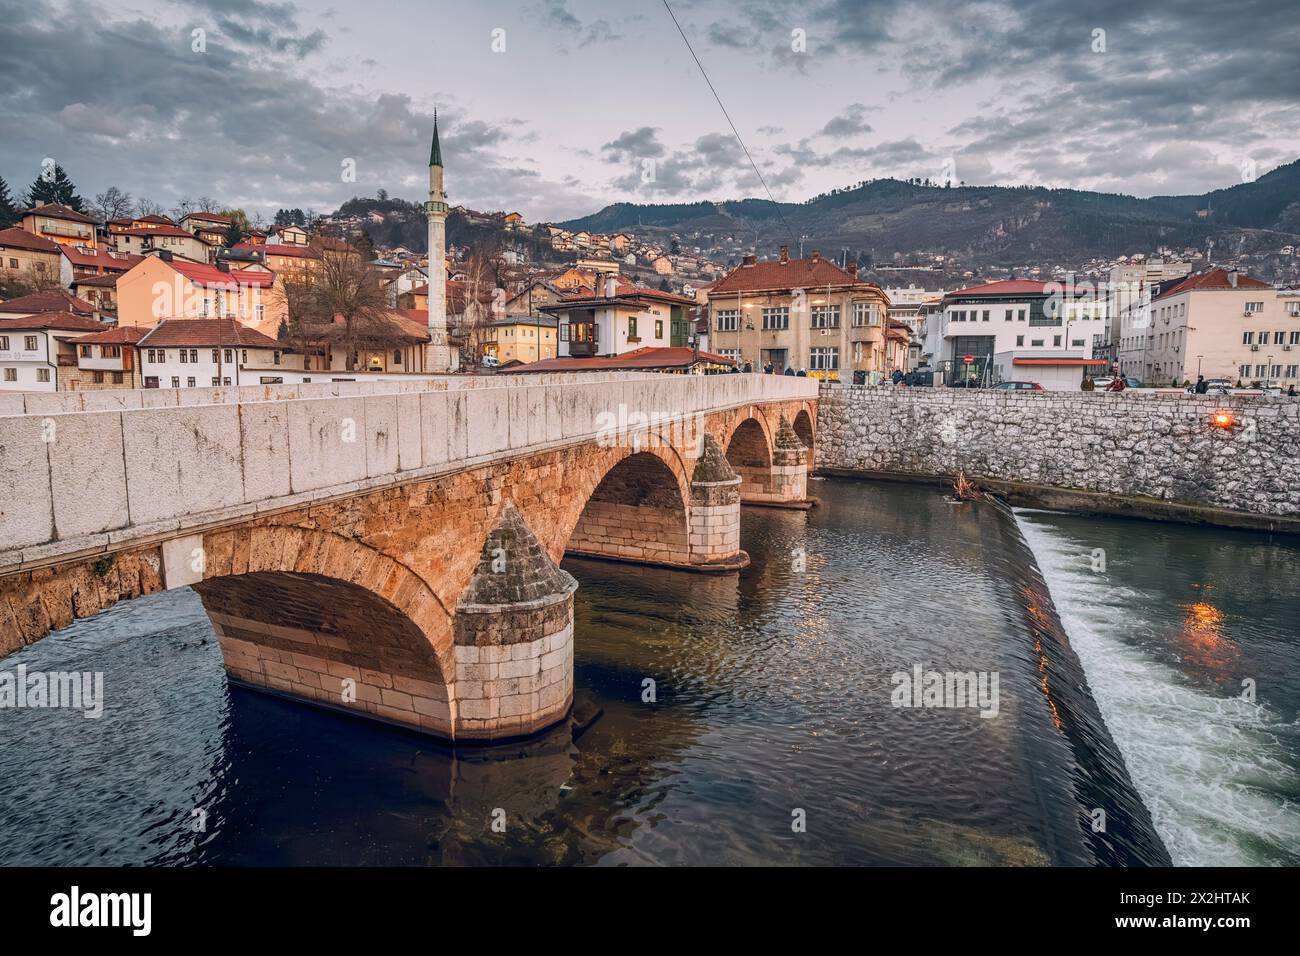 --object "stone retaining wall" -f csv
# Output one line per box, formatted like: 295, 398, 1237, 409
817, 386, 1300, 518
